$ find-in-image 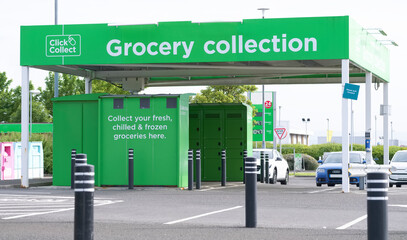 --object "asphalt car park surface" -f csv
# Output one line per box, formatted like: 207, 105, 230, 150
0, 177, 406, 240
